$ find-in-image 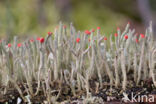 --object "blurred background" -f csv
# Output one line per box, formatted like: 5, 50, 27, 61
0, 0, 156, 41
